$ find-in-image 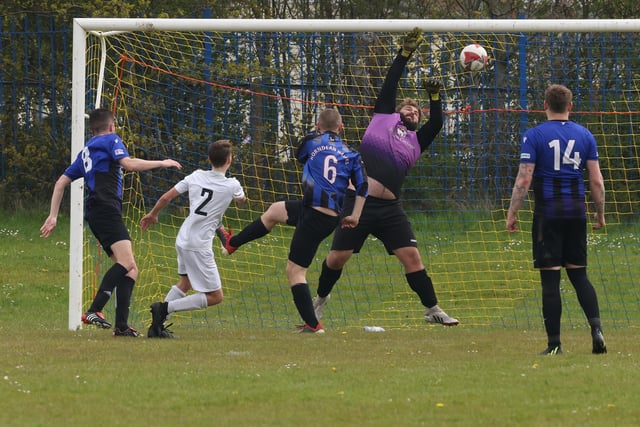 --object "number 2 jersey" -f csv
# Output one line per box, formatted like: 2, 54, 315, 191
64, 133, 130, 213
519, 120, 599, 219
296, 131, 368, 213
173, 169, 245, 251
